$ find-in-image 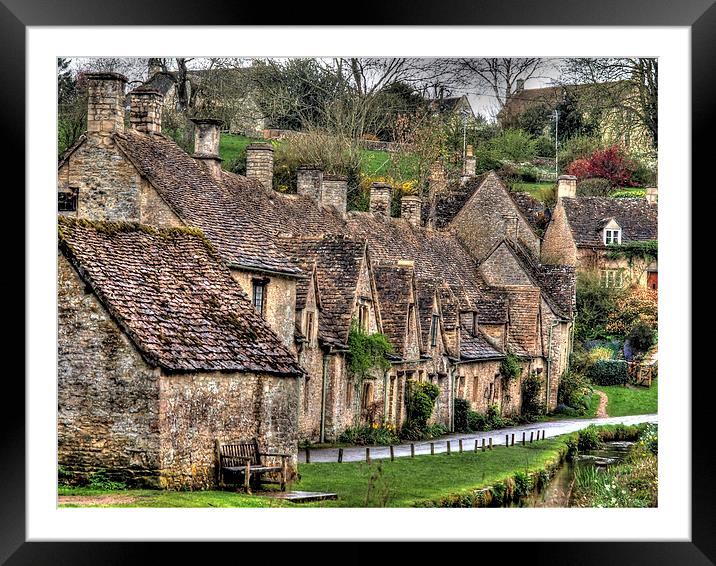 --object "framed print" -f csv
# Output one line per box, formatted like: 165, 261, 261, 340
7, 0, 710, 563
